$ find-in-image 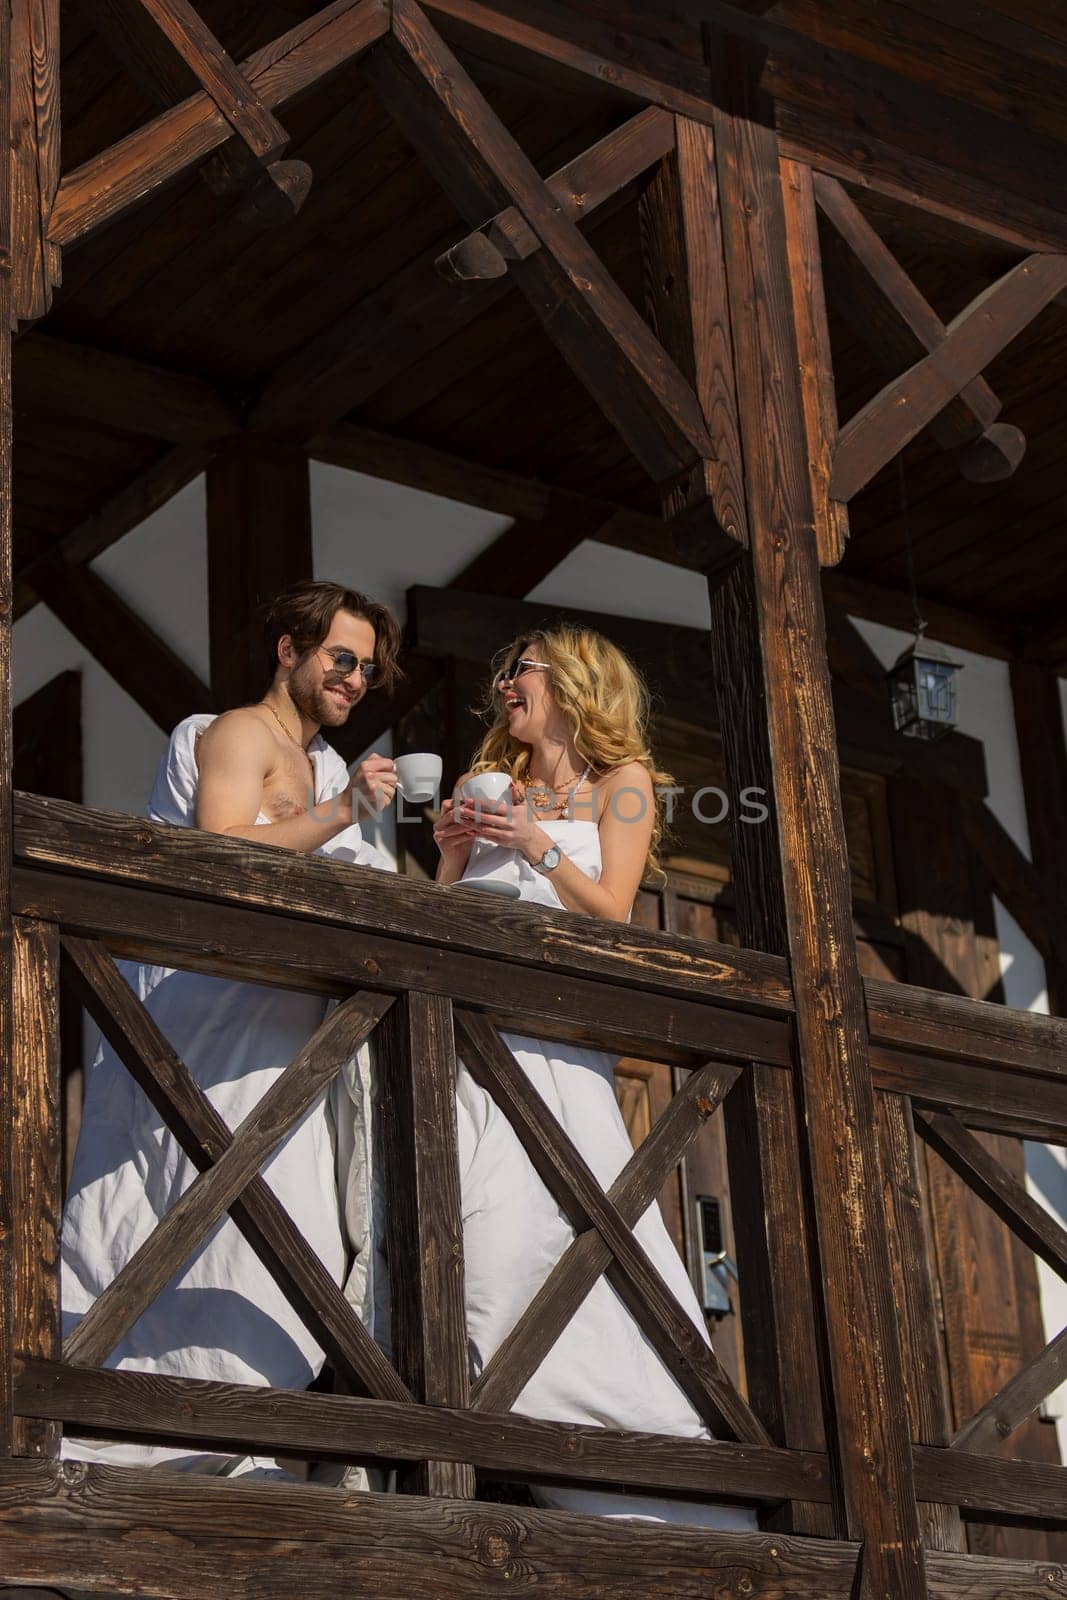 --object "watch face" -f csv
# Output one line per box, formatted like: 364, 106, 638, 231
539, 845, 561, 871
